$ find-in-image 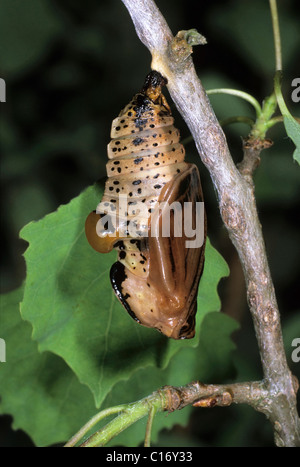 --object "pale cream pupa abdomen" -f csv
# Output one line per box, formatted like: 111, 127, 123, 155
85, 71, 206, 339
